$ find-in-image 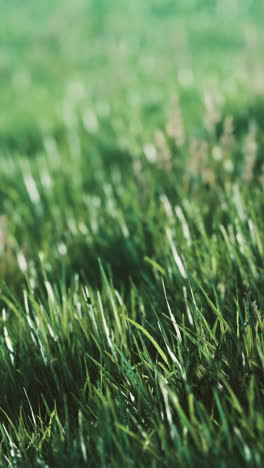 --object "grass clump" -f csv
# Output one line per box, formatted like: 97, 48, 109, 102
0, 0, 264, 466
